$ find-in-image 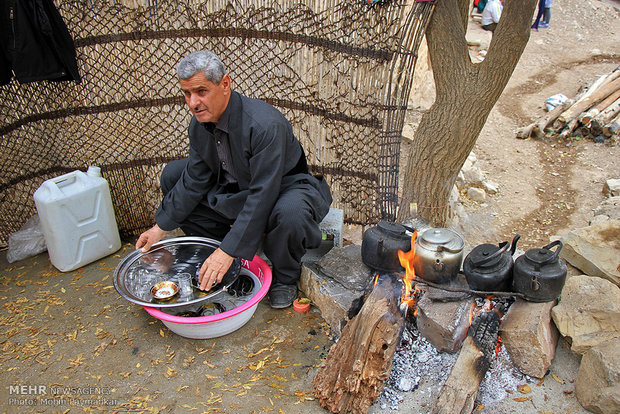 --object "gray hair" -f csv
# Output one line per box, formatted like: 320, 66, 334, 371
176, 50, 226, 83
